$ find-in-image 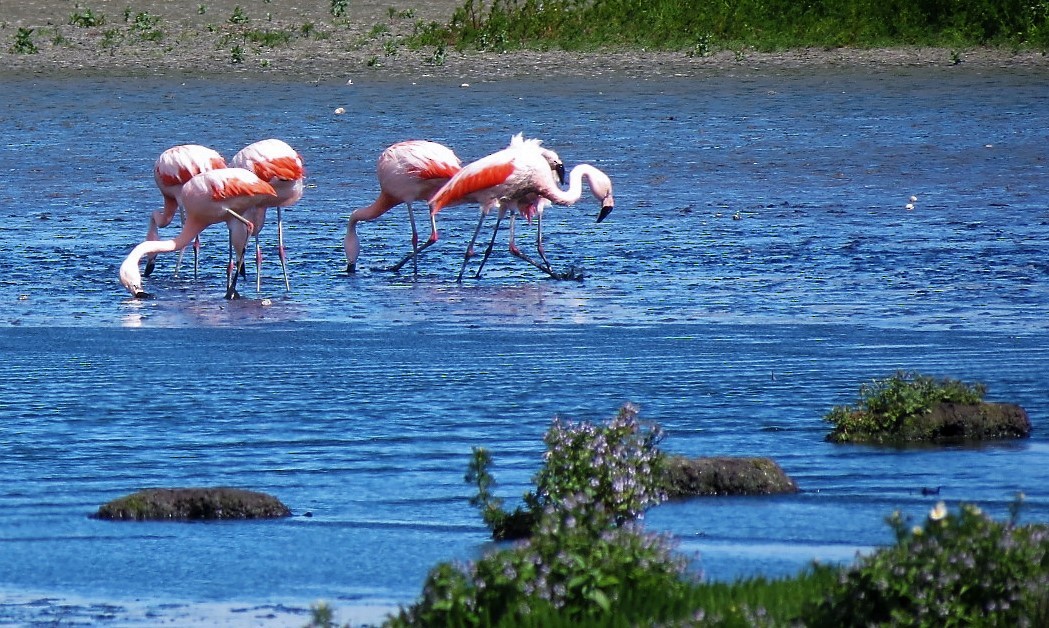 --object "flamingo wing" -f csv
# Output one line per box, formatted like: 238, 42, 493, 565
252, 155, 305, 182
155, 145, 227, 187
210, 174, 277, 201
429, 158, 515, 214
